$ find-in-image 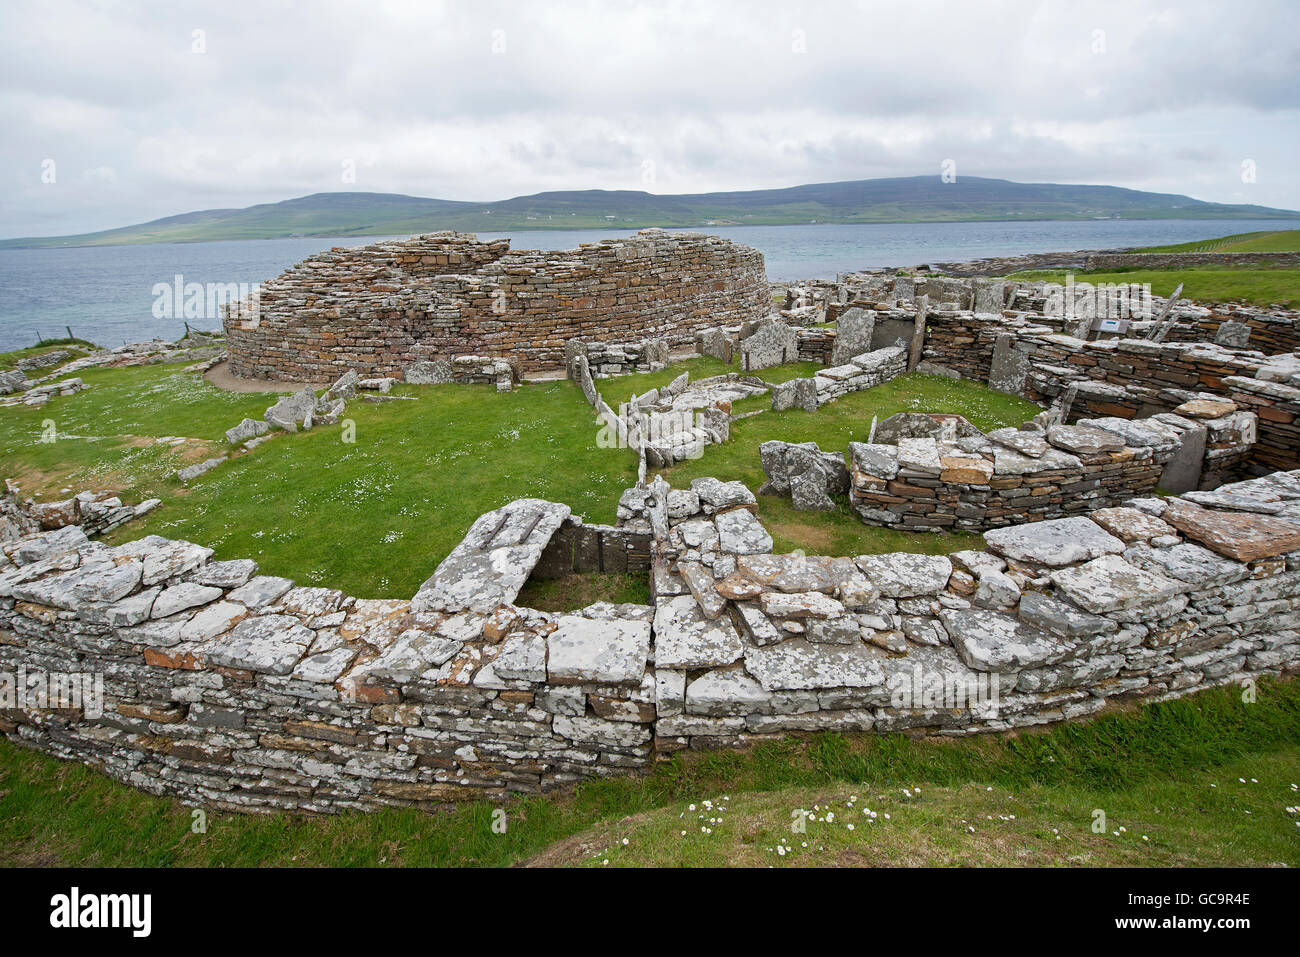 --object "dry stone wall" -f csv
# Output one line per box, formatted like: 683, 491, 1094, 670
838, 410, 1254, 531
1083, 251, 1300, 271
224, 230, 770, 381
4, 465, 1300, 811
